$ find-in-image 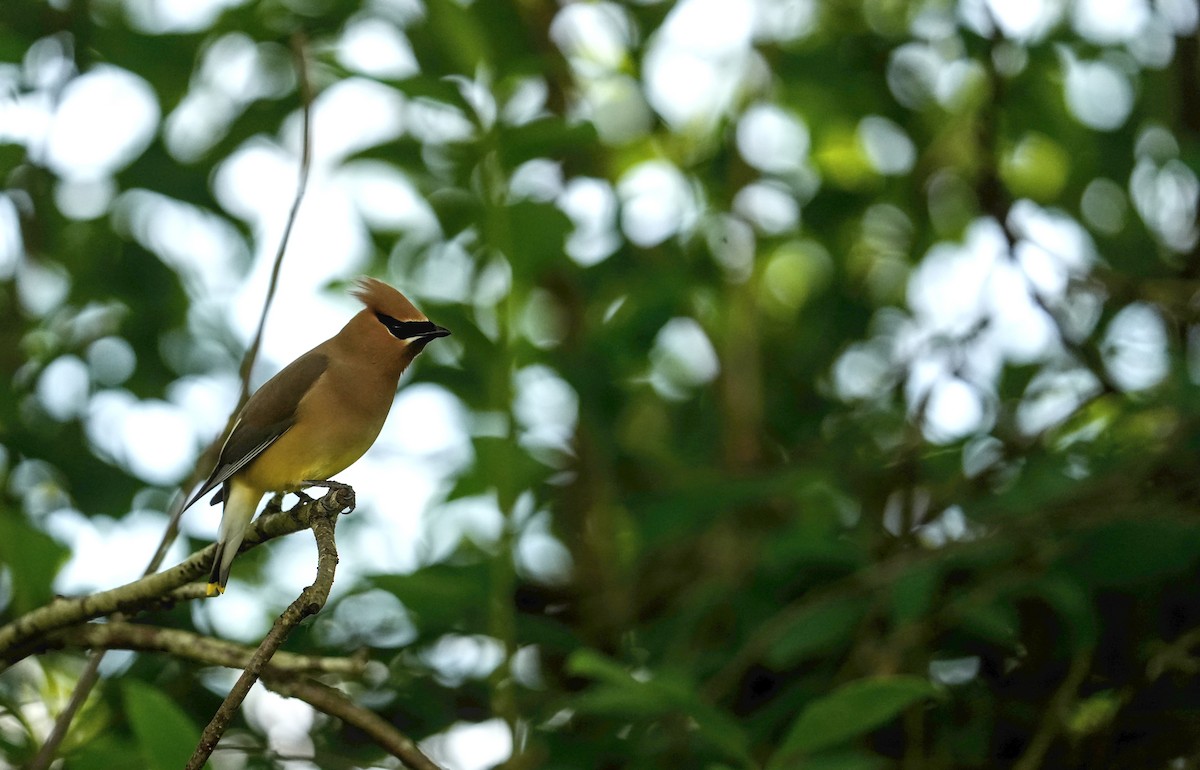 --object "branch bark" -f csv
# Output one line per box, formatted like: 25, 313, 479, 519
186, 502, 342, 769
45, 621, 366, 678
0, 486, 354, 667
262, 676, 446, 770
